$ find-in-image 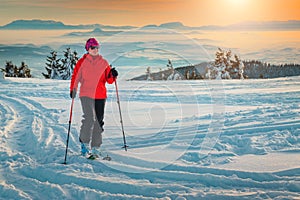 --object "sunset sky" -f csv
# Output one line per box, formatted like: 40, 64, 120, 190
1, 0, 300, 26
